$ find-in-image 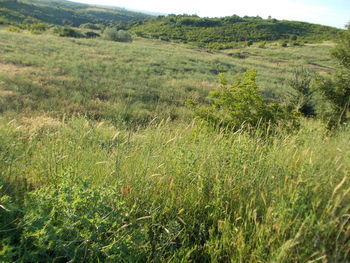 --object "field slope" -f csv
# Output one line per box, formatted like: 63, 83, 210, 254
0, 27, 349, 262
0, 0, 150, 26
